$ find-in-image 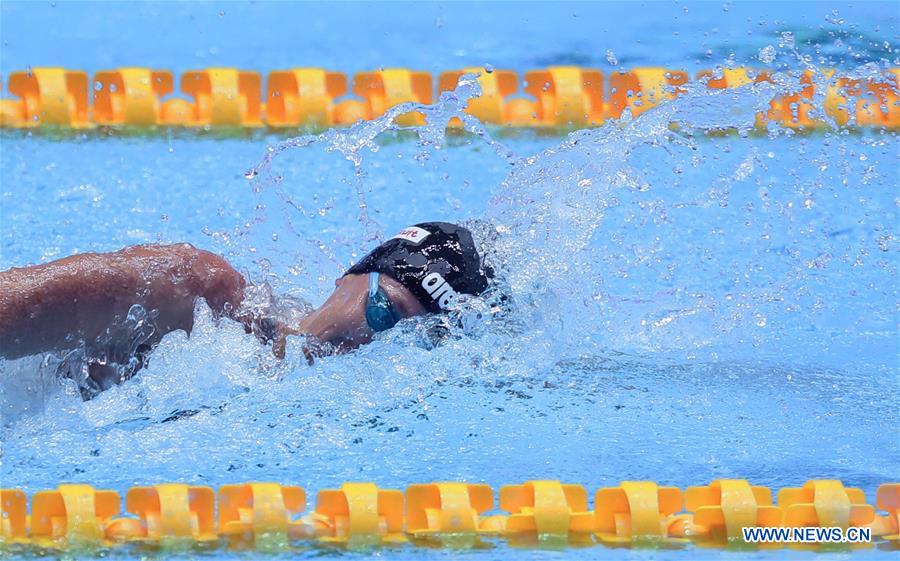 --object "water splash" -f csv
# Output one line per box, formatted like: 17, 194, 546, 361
245, 73, 516, 181
226, 57, 898, 365
228, 74, 517, 295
